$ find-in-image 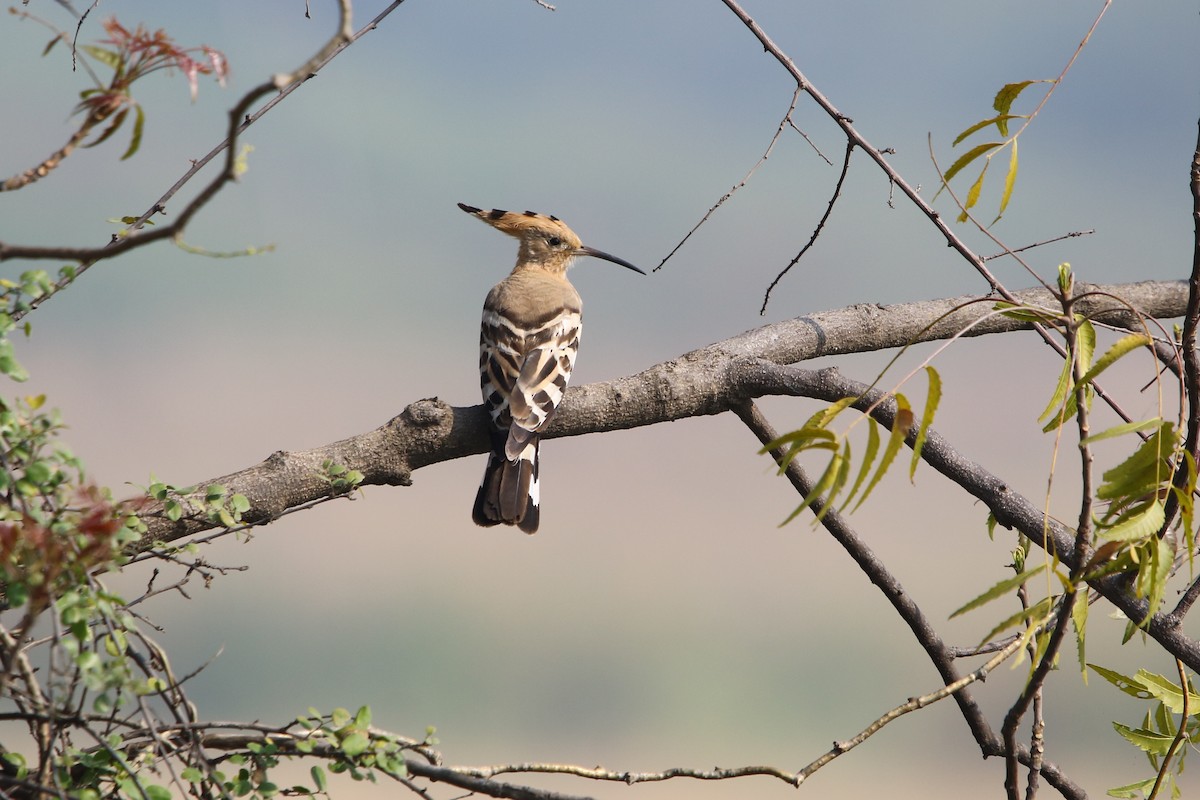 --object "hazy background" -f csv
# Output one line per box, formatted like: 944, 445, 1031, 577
2, 1, 1198, 797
